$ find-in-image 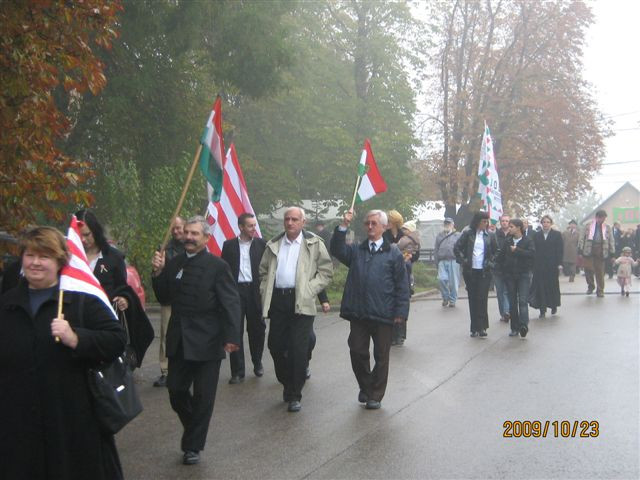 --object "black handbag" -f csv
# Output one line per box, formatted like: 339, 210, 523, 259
87, 355, 143, 434
78, 296, 143, 434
